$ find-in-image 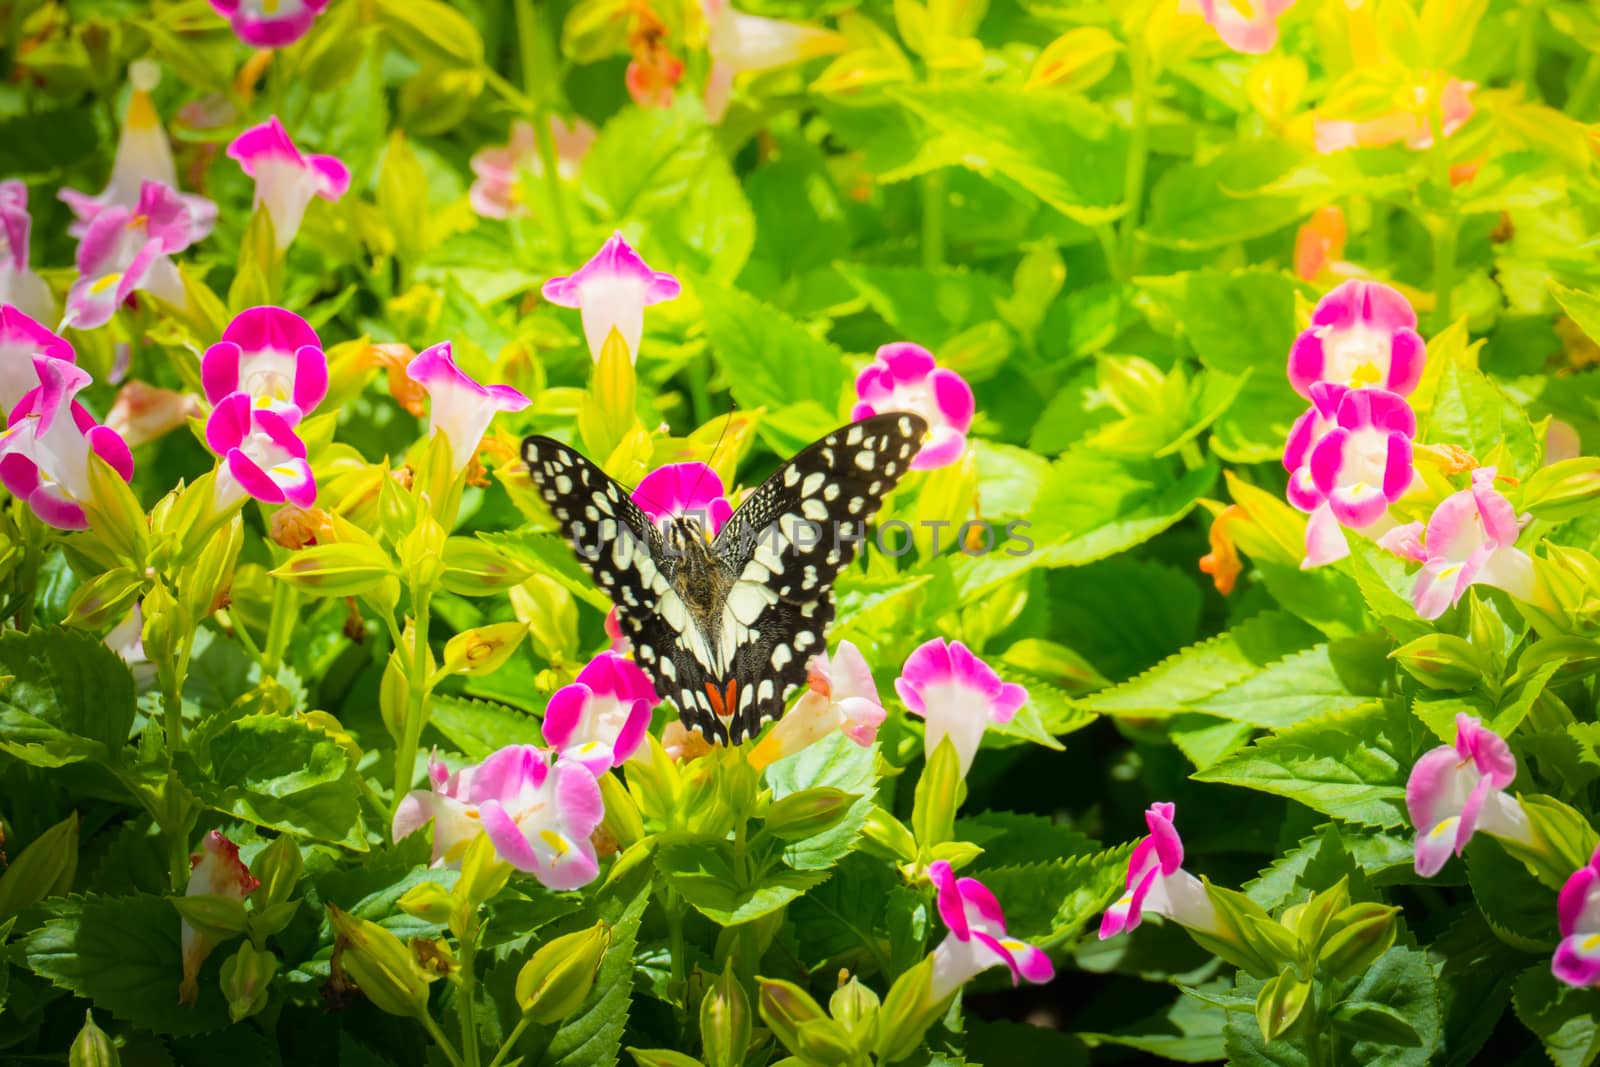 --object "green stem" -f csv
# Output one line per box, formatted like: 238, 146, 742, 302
515, 0, 573, 260
392, 593, 433, 835
418, 1010, 468, 1067
1117, 39, 1152, 279
1569, 53, 1600, 119
920, 169, 946, 271
487, 1017, 532, 1067
1426, 108, 1459, 334
263, 577, 298, 673
167, 804, 190, 891
1517, 3, 1541, 102
664, 888, 688, 1022
456, 922, 481, 1067
1366, 199, 1389, 266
